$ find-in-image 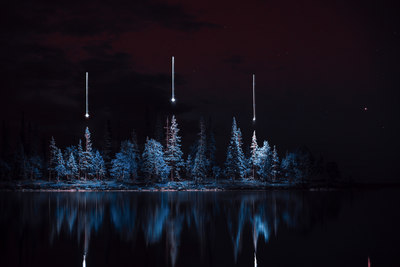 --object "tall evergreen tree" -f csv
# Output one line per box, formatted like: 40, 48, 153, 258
281, 151, 302, 183
142, 138, 169, 182
110, 140, 139, 181
66, 152, 78, 179
224, 117, 246, 180
48, 136, 58, 181
130, 130, 141, 172
80, 128, 94, 180
55, 148, 66, 180
192, 118, 208, 182
254, 140, 272, 181
93, 150, 106, 180
249, 131, 259, 179
77, 139, 84, 179
110, 151, 131, 180
206, 130, 216, 176
165, 115, 184, 180
271, 145, 279, 182
102, 120, 113, 172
